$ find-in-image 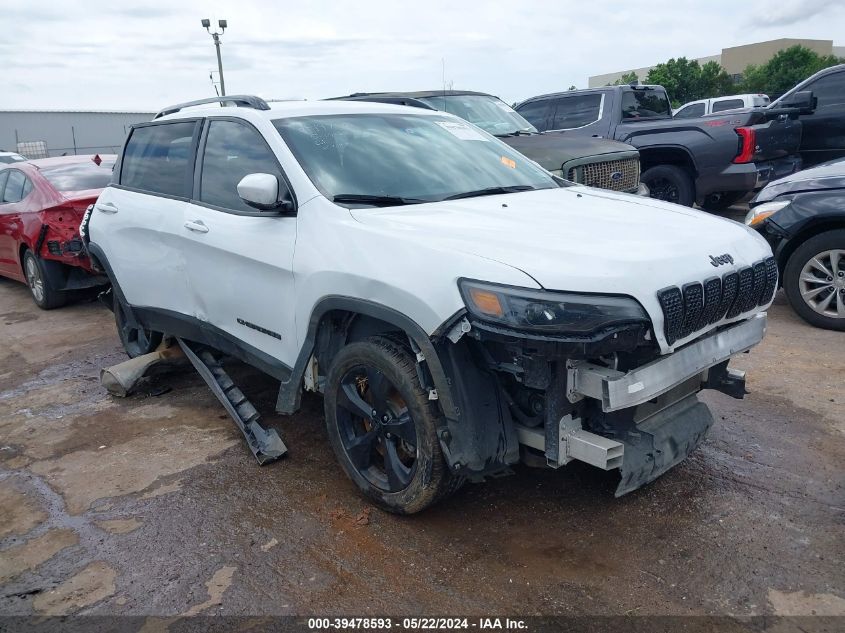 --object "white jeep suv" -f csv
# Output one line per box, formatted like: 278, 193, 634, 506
86, 95, 776, 513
